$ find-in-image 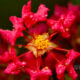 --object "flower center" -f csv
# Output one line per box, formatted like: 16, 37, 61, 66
34, 35, 51, 49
